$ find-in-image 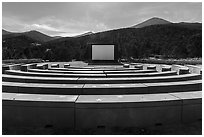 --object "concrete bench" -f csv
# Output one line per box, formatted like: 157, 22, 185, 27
5, 70, 107, 78
2, 82, 84, 95
82, 80, 201, 95
161, 65, 172, 72
75, 93, 182, 129
103, 69, 155, 74
2, 92, 78, 129
77, 74, 201, 84
178, 67, 189, 75
123, 64, 130, 68
3, 73, 201, 85
64, 64, 70, 68
2, 65, 10, 74
28, 69, 104, 74
147, 65, 156, 70
3, 80, 201, 95
134, 64, 143, 70
186, 65, 202, 74
172, 64, 189, 74
51, 64, 59, 68
37, 63, 49, 69
49, 67, 141, 71
144, 80, 202, 94
106, 71, 177, 78
21, 63, 37, 71
2, 74, 79, 84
